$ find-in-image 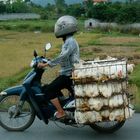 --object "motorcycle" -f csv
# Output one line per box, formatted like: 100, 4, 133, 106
0, 43, 125, 133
